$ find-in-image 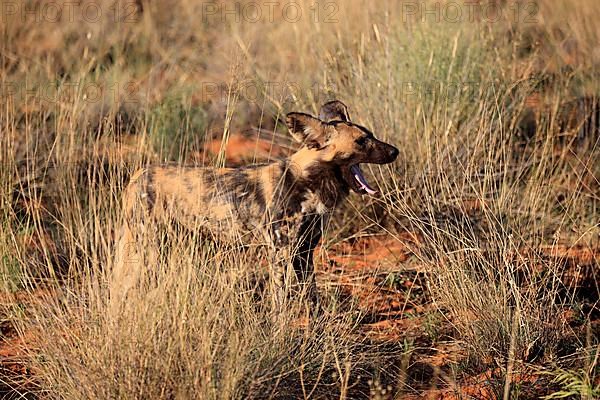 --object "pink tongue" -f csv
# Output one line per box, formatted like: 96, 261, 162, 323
350, 165, 378, 195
